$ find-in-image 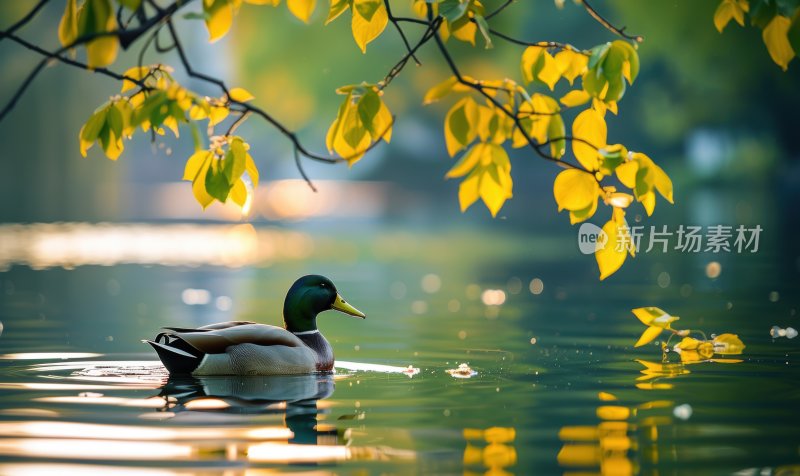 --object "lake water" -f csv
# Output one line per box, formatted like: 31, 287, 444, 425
0, 215, 798, 475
